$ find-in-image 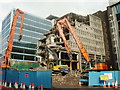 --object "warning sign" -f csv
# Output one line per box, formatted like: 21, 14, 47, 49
104, 73, 112, 79
100, 75, 109, 80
